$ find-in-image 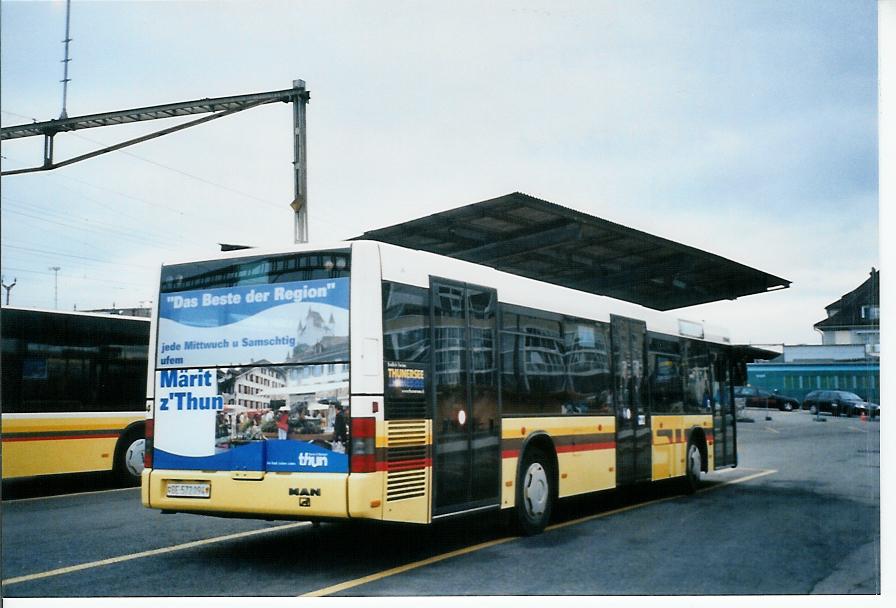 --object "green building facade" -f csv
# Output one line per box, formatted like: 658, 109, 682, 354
746, 361, 880, 406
